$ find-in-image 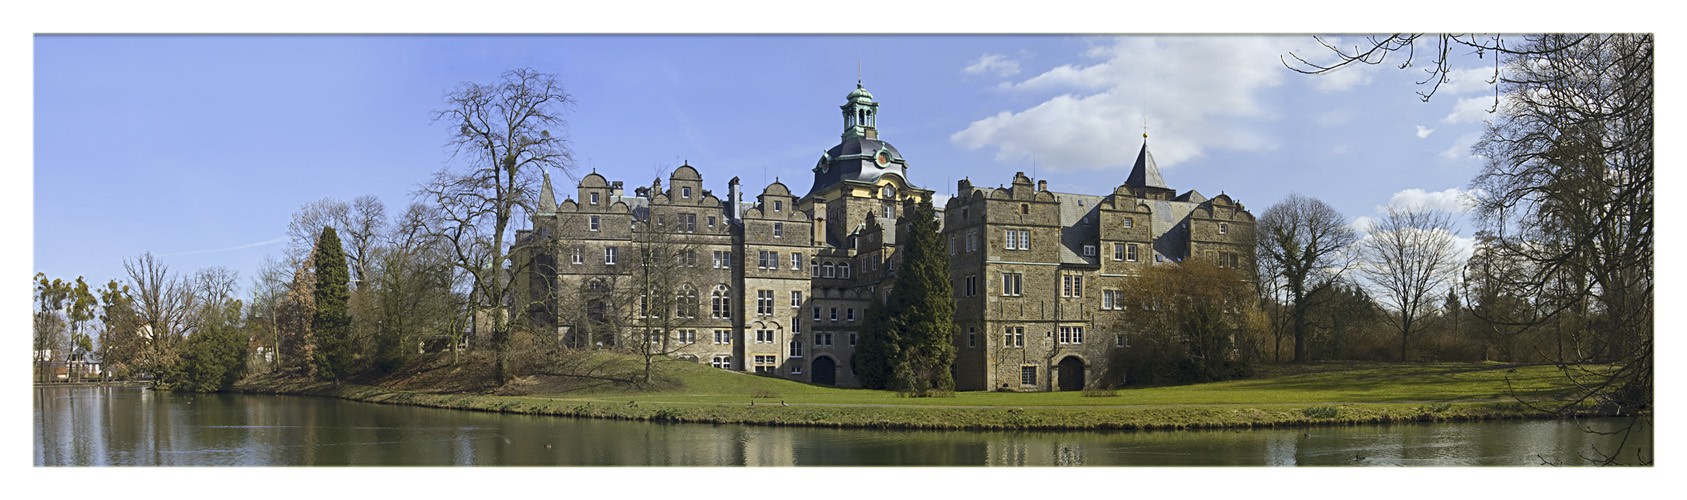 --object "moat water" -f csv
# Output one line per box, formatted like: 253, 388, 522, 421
34, 386, 1650, 466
